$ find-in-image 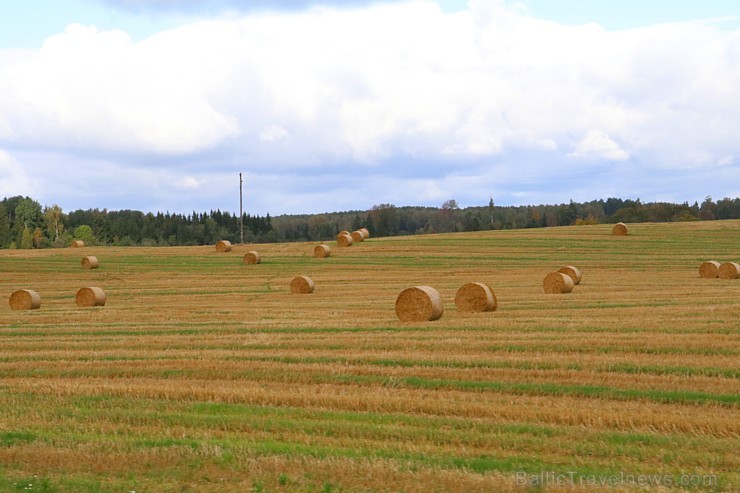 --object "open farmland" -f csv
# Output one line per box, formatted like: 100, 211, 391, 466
0, 220, 738, 492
